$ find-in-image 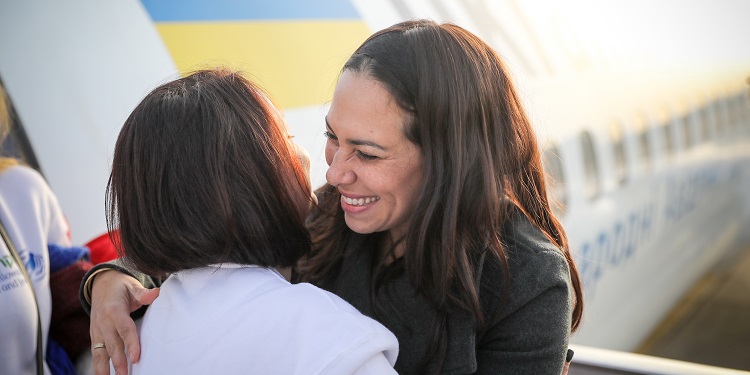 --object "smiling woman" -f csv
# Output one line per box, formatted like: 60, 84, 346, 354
323, 71, 425, 247
299, 19, 583, 374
